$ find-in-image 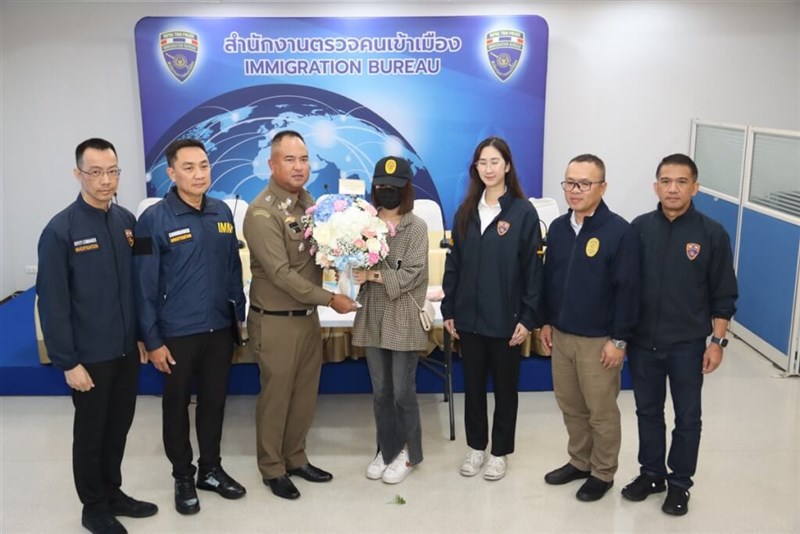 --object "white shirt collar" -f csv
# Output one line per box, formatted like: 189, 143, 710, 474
570, 209, 594, 235
479, 187, 506, 208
